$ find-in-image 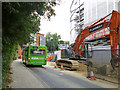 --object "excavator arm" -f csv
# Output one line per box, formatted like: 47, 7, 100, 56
73, 18, 110, 56
110, 10, 120, 68
73, 10, 120, 68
